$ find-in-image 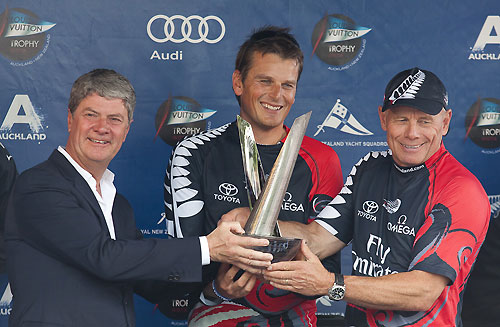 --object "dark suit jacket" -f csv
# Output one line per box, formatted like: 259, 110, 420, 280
5, 150, 202, 327
0, 142, 17, 273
